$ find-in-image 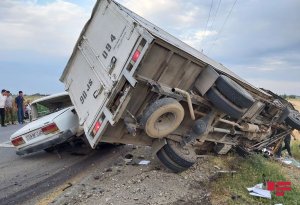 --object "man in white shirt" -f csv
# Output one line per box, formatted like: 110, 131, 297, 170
0, 89, 8, 127
5, 91, 15, 125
